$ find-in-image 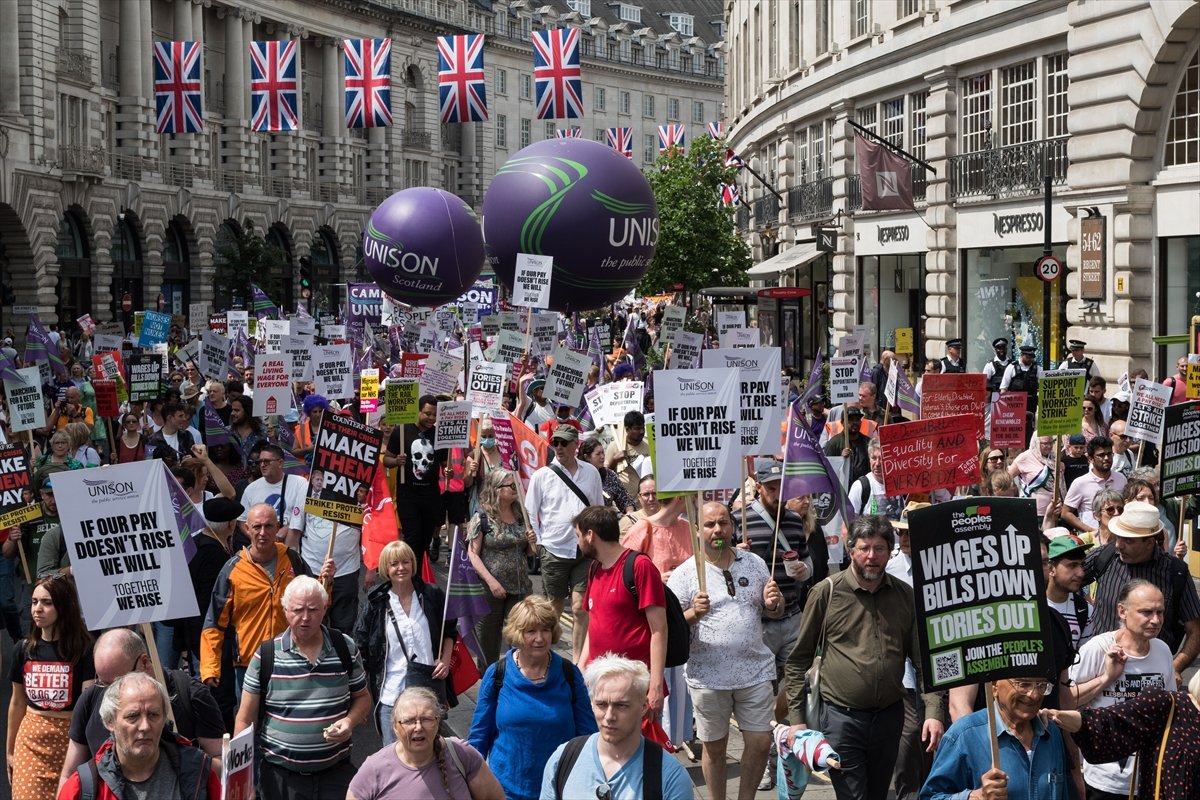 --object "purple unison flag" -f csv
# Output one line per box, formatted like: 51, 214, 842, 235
165, 467, 206, 561
888, 363, 920, 417
0, 350, 23, 383
251, 284, 279, 320
201, 400, 236, 450
26, 314, 67, 378
781, 401, 854, 524
235, 327, 254, 369
796, 352, 824, 407
280, 447, 307, 476
444, 527, 491, 662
